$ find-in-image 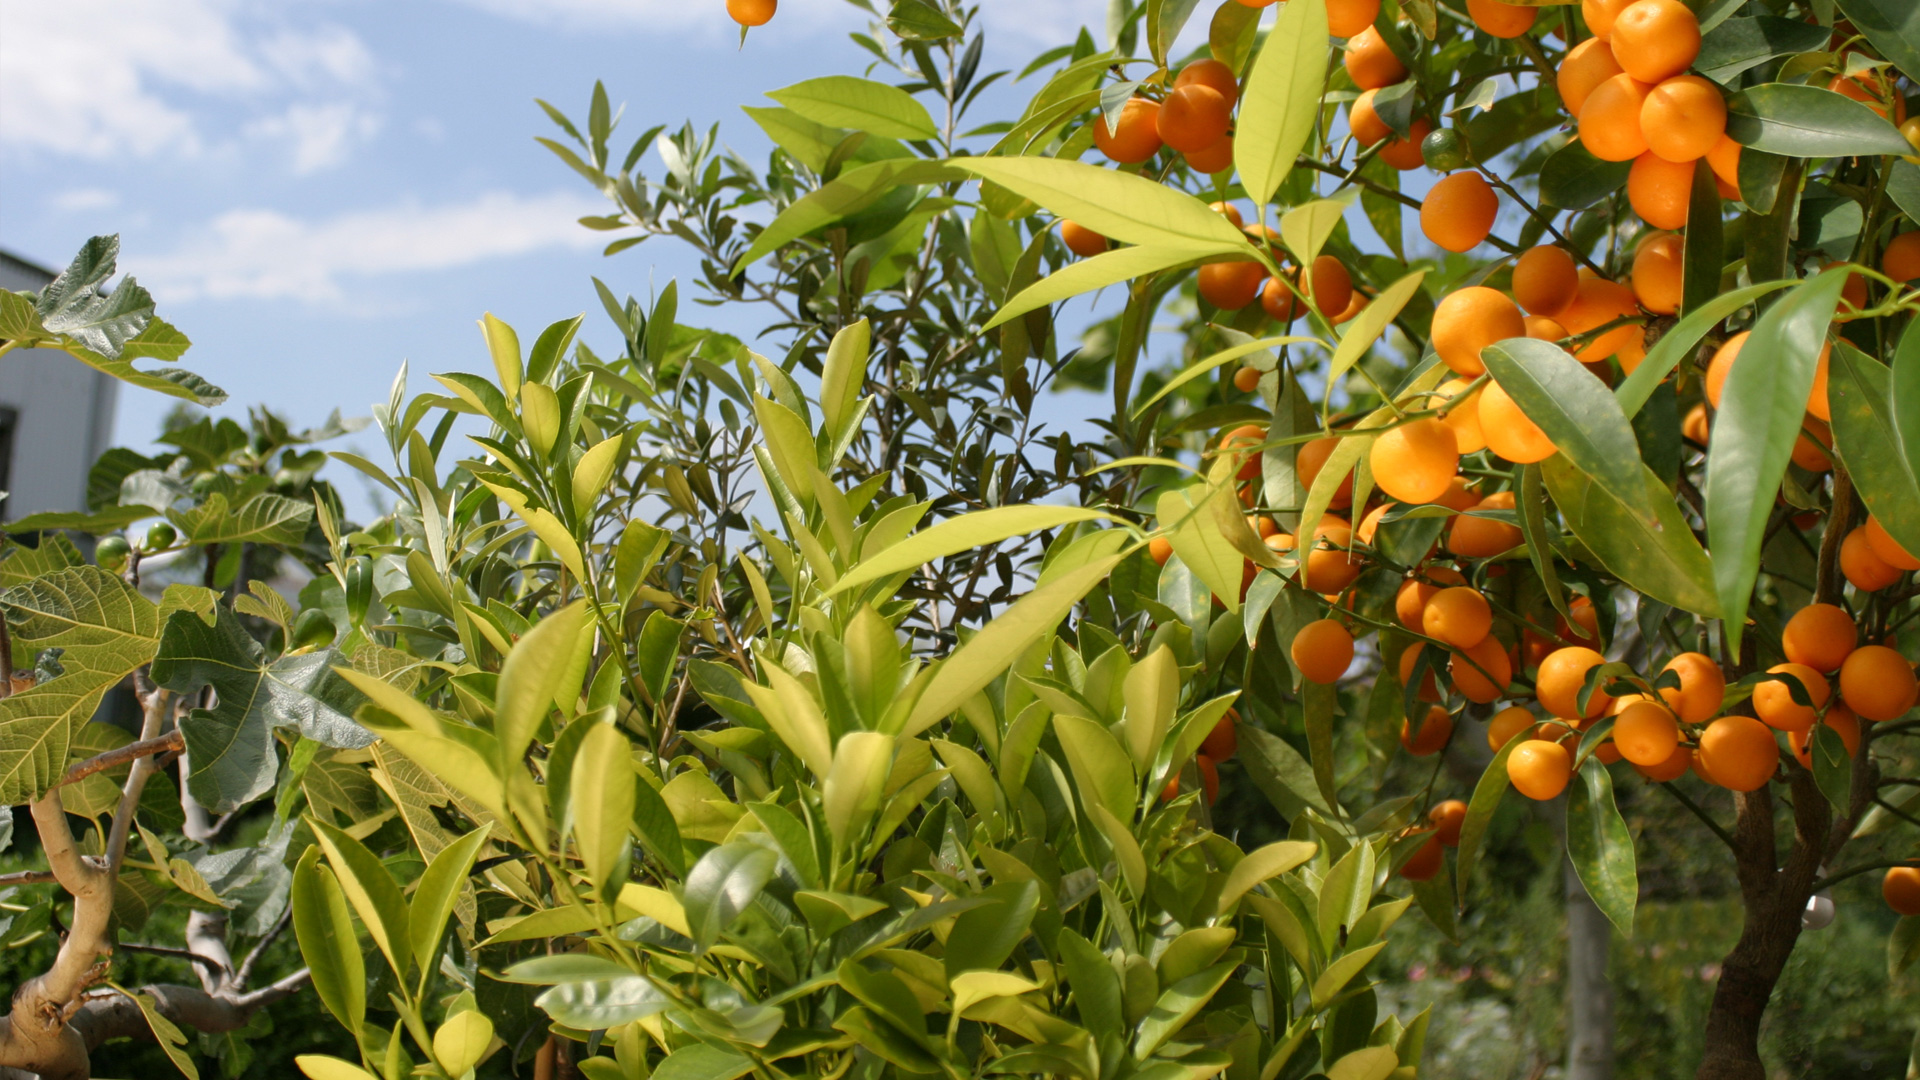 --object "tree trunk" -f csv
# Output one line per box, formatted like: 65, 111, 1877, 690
1565, 859, 1614, 1080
